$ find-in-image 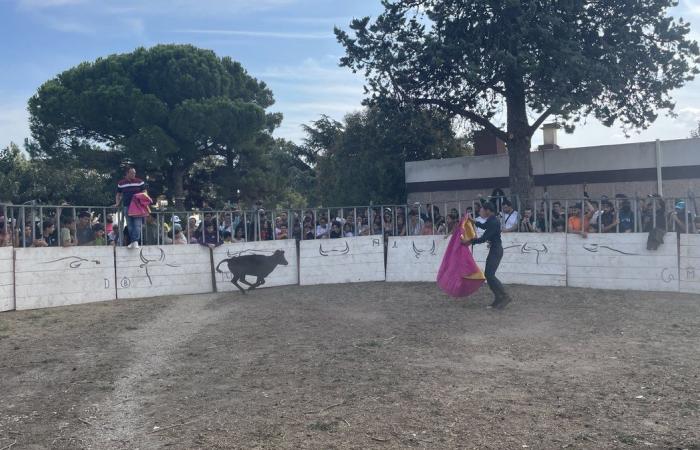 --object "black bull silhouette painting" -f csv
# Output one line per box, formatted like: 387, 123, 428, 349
216, 250, 288, 294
